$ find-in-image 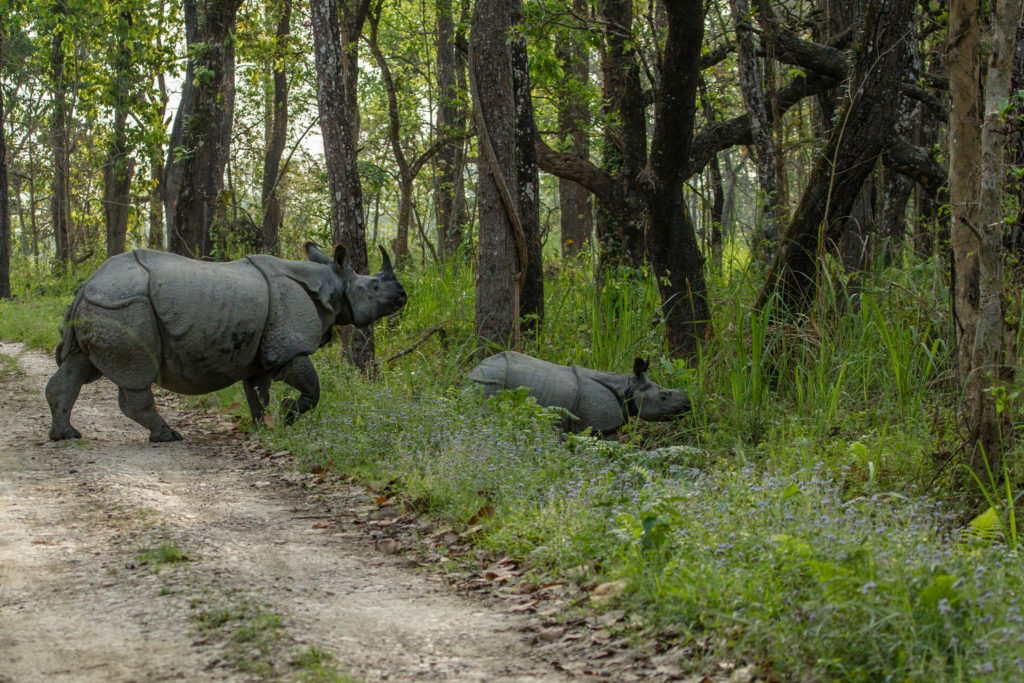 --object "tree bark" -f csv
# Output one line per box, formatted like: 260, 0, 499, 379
730, 0, 783, 264
595, 0, 647, 273
310, 0, 375, 369
470, 0, 542, 353
755, 0, 915, 314
261, 0, 290, 256
950, 0, 1016, 477
556, 0, 592, 259
103, 9, 136, 258
49, 0, 73, 270
645, 0, 709, 360
167, 0, 241, 259
435, 0, 469, 263
0, 23, 10, 299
